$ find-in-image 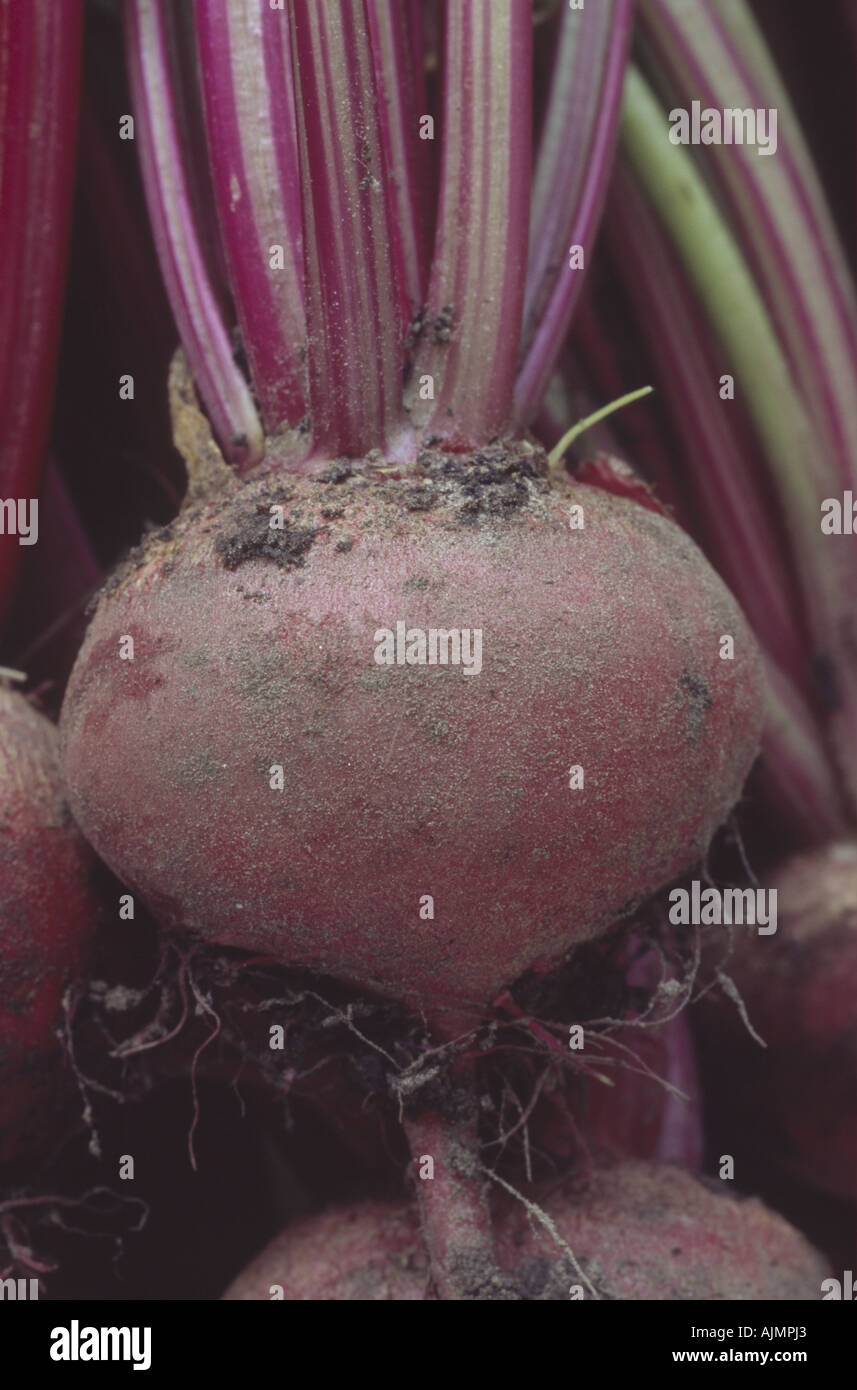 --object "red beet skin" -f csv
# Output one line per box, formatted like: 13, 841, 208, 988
0, 687, 97, 1164
222, 1161, 830, 1301
60, 446, 764, 1031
